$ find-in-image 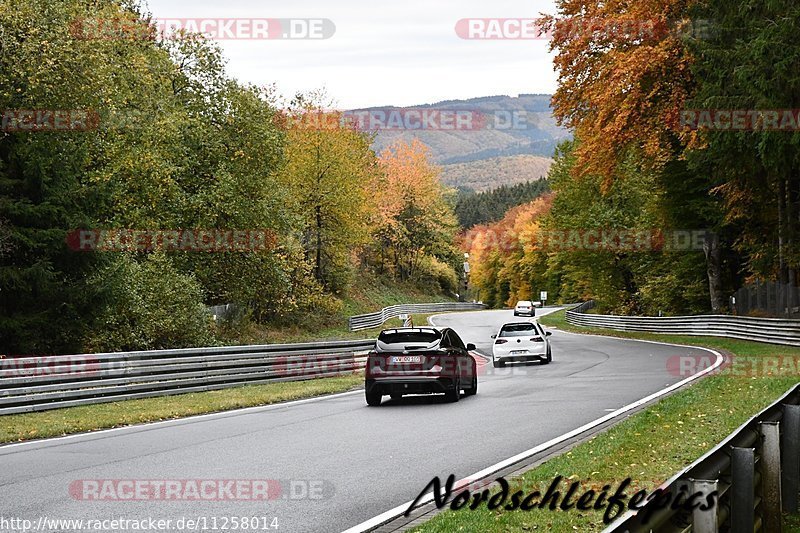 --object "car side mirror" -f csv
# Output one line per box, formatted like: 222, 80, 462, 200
545, 331, 552, 336
466, 343, 476, 351
490, 334, 497, 339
